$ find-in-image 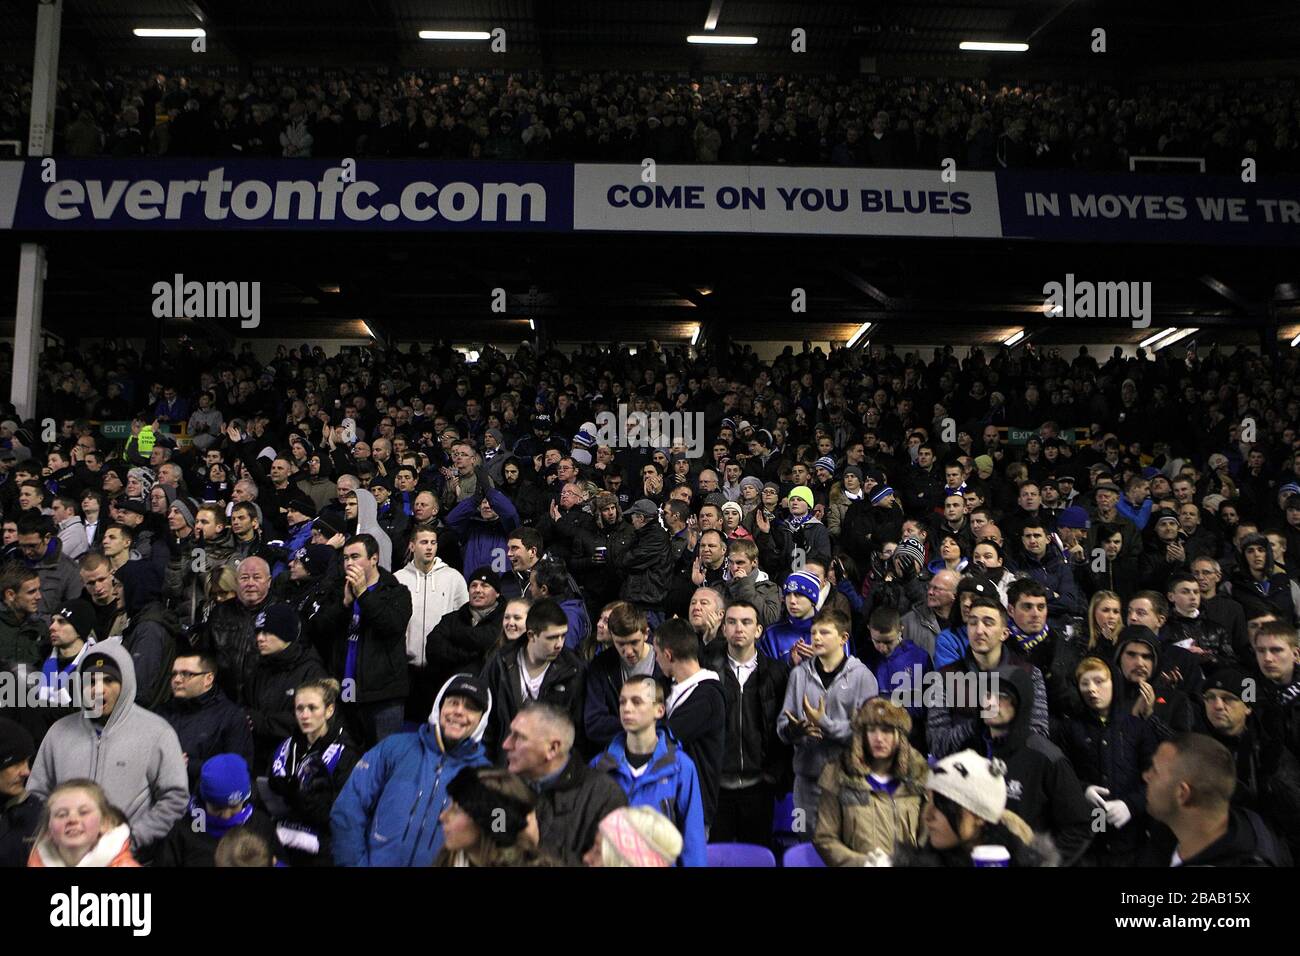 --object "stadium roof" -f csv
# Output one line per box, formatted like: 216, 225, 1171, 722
4, 0, 1300, 74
